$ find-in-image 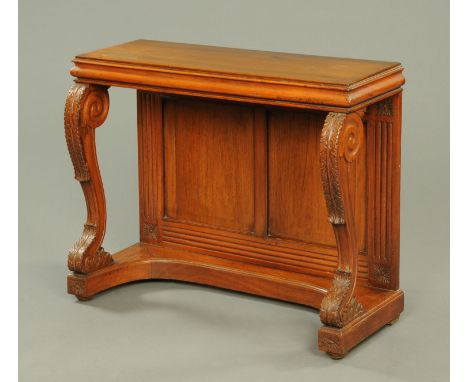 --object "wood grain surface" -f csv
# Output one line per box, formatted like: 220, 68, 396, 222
71, 39, 405, 110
